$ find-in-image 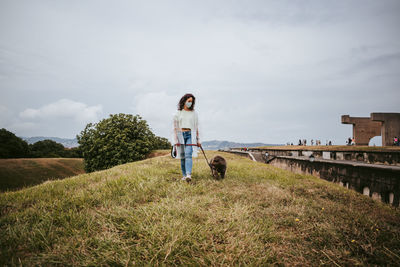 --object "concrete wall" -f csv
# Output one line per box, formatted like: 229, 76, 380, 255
226, 149, 400, 206
342, 113, 400, 146
248, 148, 400, 166
267, 156, 400, 206
371, 113, 400, 146
341, 115, 382, 145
